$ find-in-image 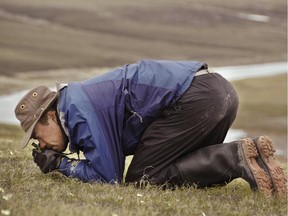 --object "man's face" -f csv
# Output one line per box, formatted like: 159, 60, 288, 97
33, 111, 68, 152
